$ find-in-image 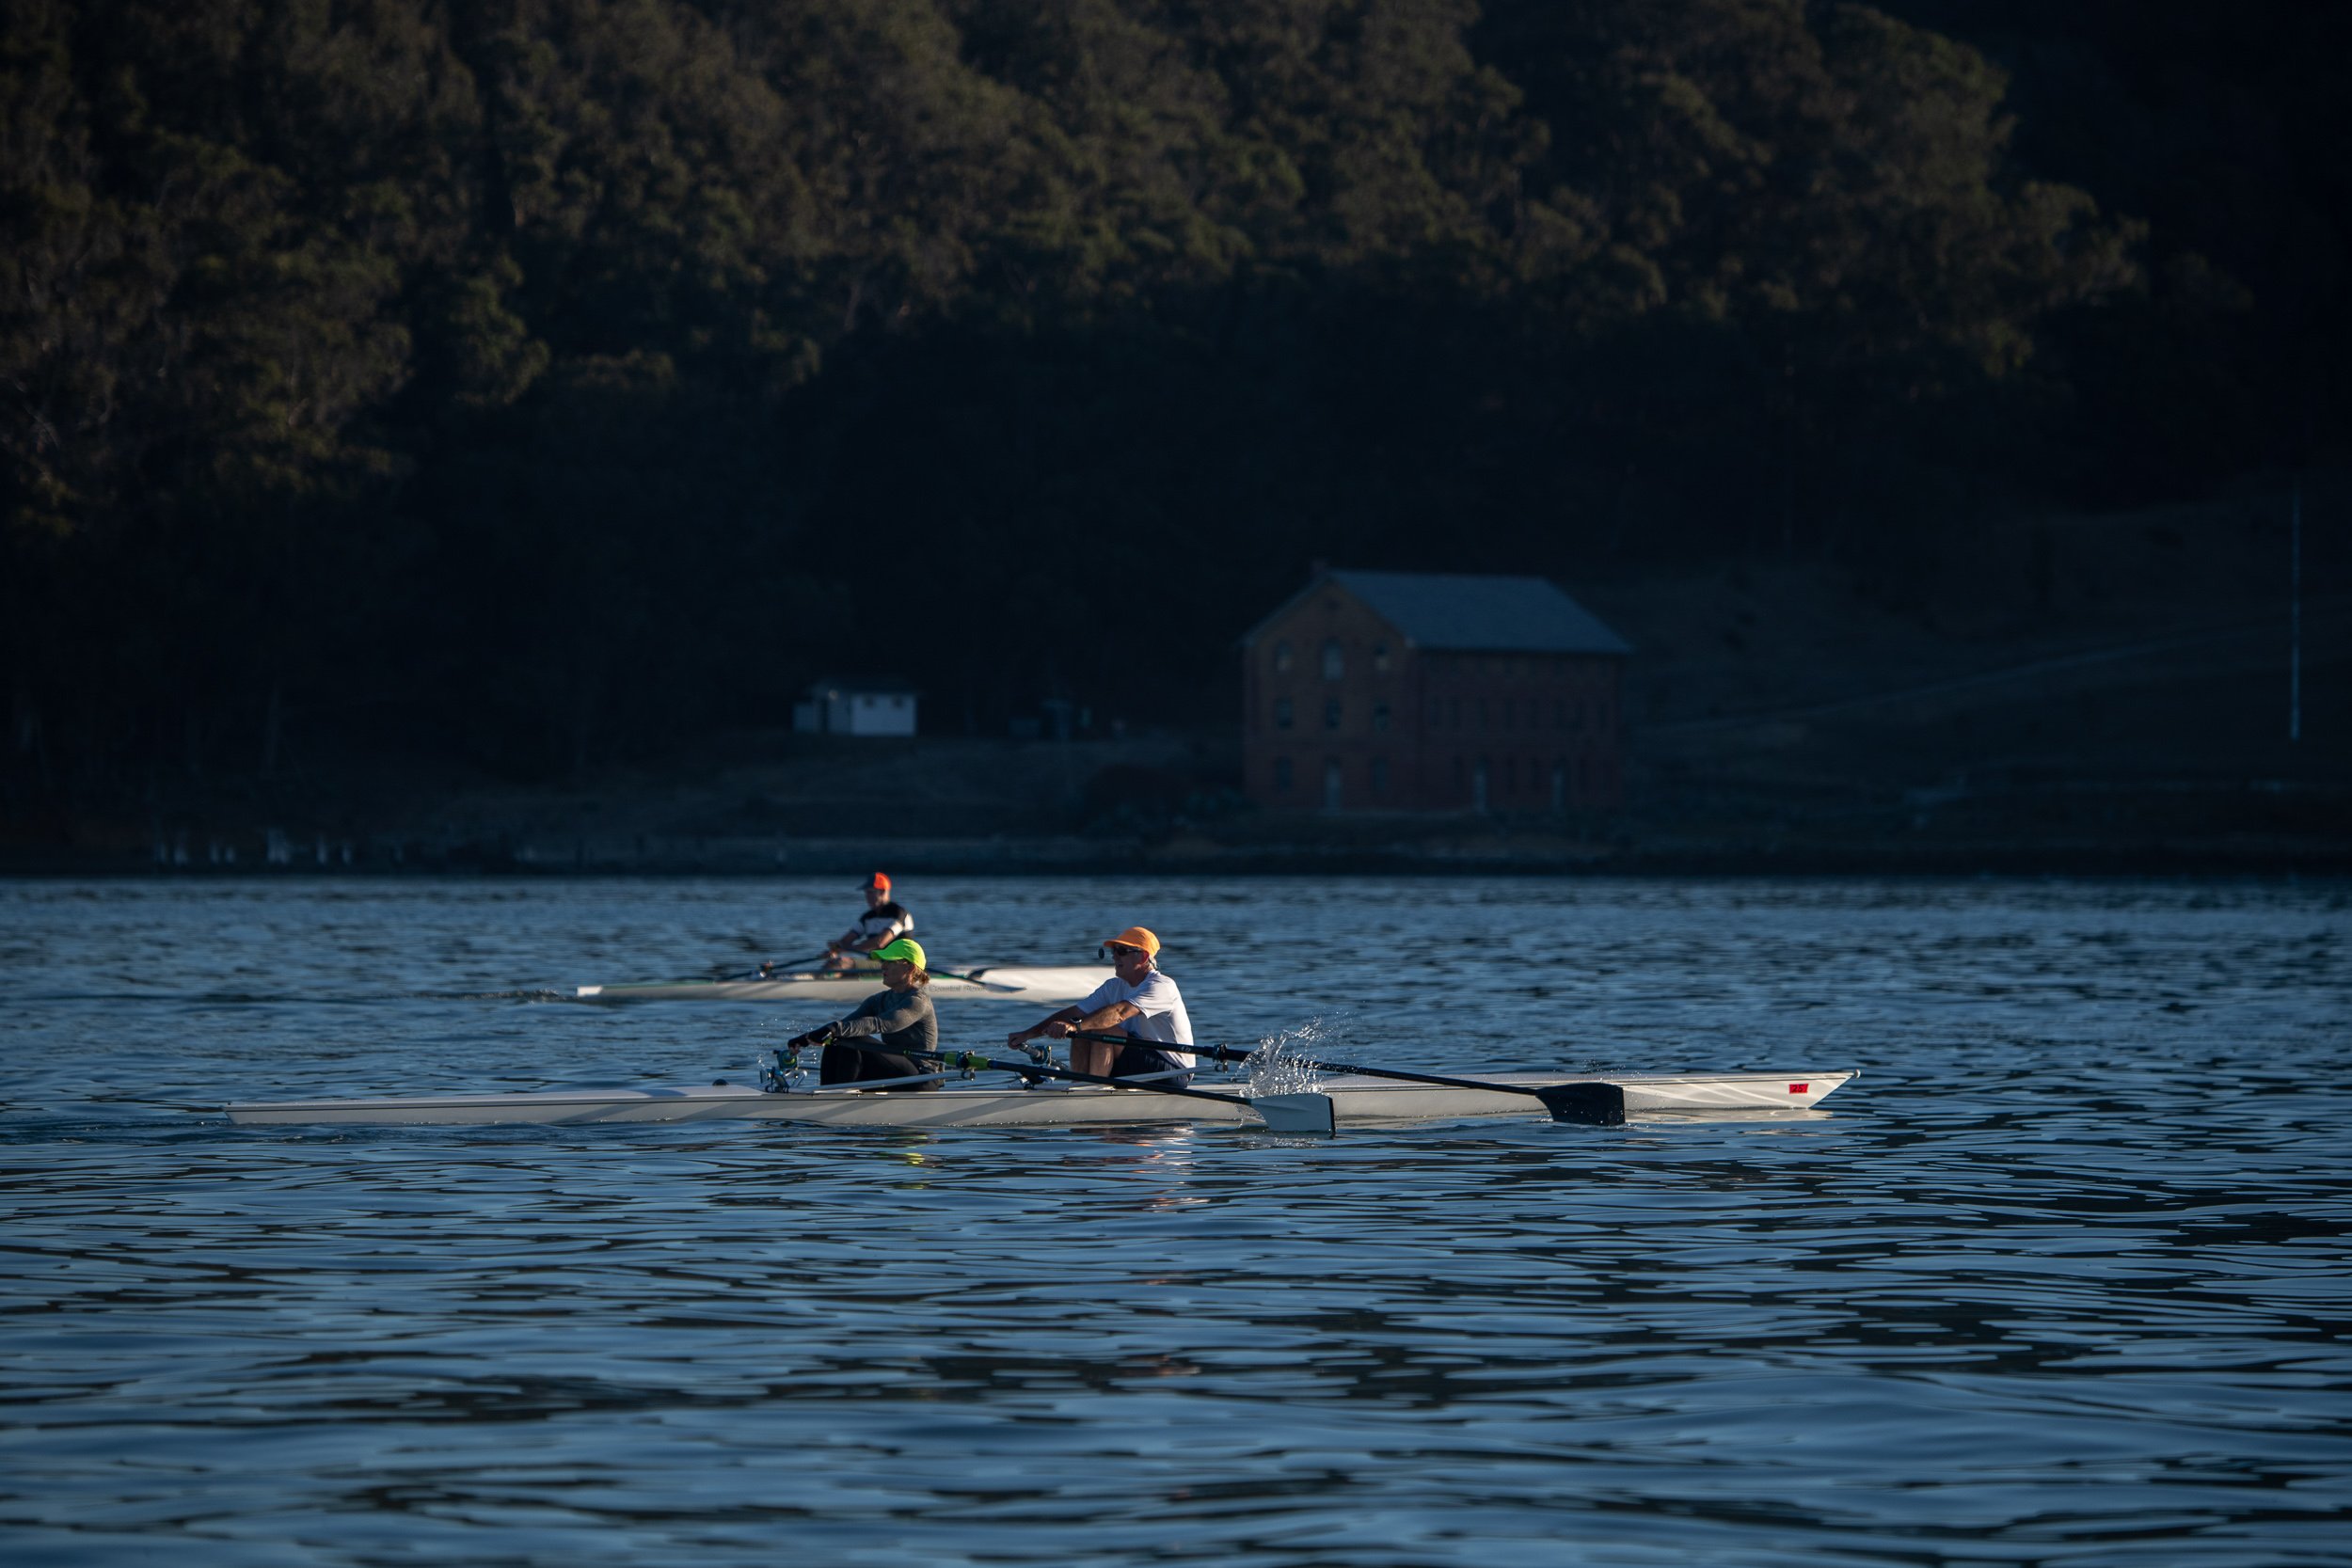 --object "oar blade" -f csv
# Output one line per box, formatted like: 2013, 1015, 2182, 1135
1535, 1082, 1627, 1126
1250, 1092, 1336, 1137
936, 970, 1020, 992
